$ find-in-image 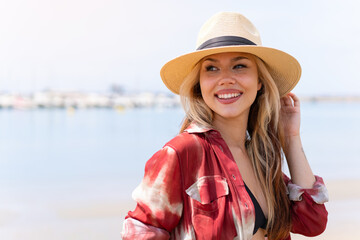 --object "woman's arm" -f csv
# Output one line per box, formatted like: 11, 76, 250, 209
283, 135, 315, 188
283, 174, 328, 237
280, 93, 329, 237
121, 146, 183, 240
280, 92, 315, 188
